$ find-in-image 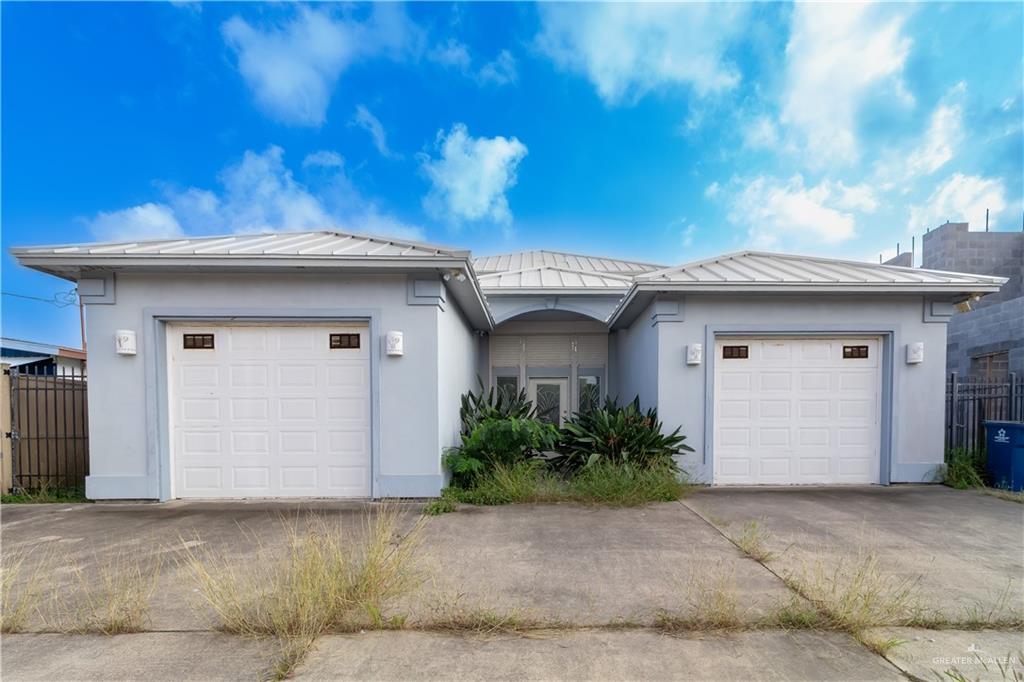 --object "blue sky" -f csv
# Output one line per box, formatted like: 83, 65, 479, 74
2, 1, 1022, 348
